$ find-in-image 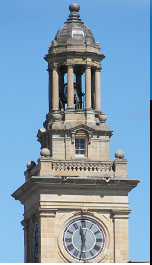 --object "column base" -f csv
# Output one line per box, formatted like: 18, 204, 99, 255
67, 107, 74, 110
52, 109, 59, 112
85, 107, 92, 111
